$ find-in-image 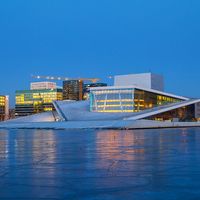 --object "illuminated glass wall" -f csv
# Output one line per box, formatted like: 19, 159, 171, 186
0, 96, 8, 121
146, 104, 195, 122
90, 88, 182, 113
15, 89, 63, 116
134, 89, 180, 112
90, 89, 135, 112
